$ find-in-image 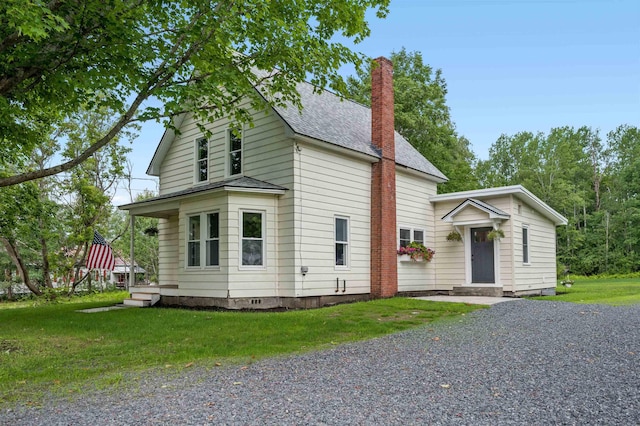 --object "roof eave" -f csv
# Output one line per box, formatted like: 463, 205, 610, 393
432, 185, 568, 226
146, 114, 187, 176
